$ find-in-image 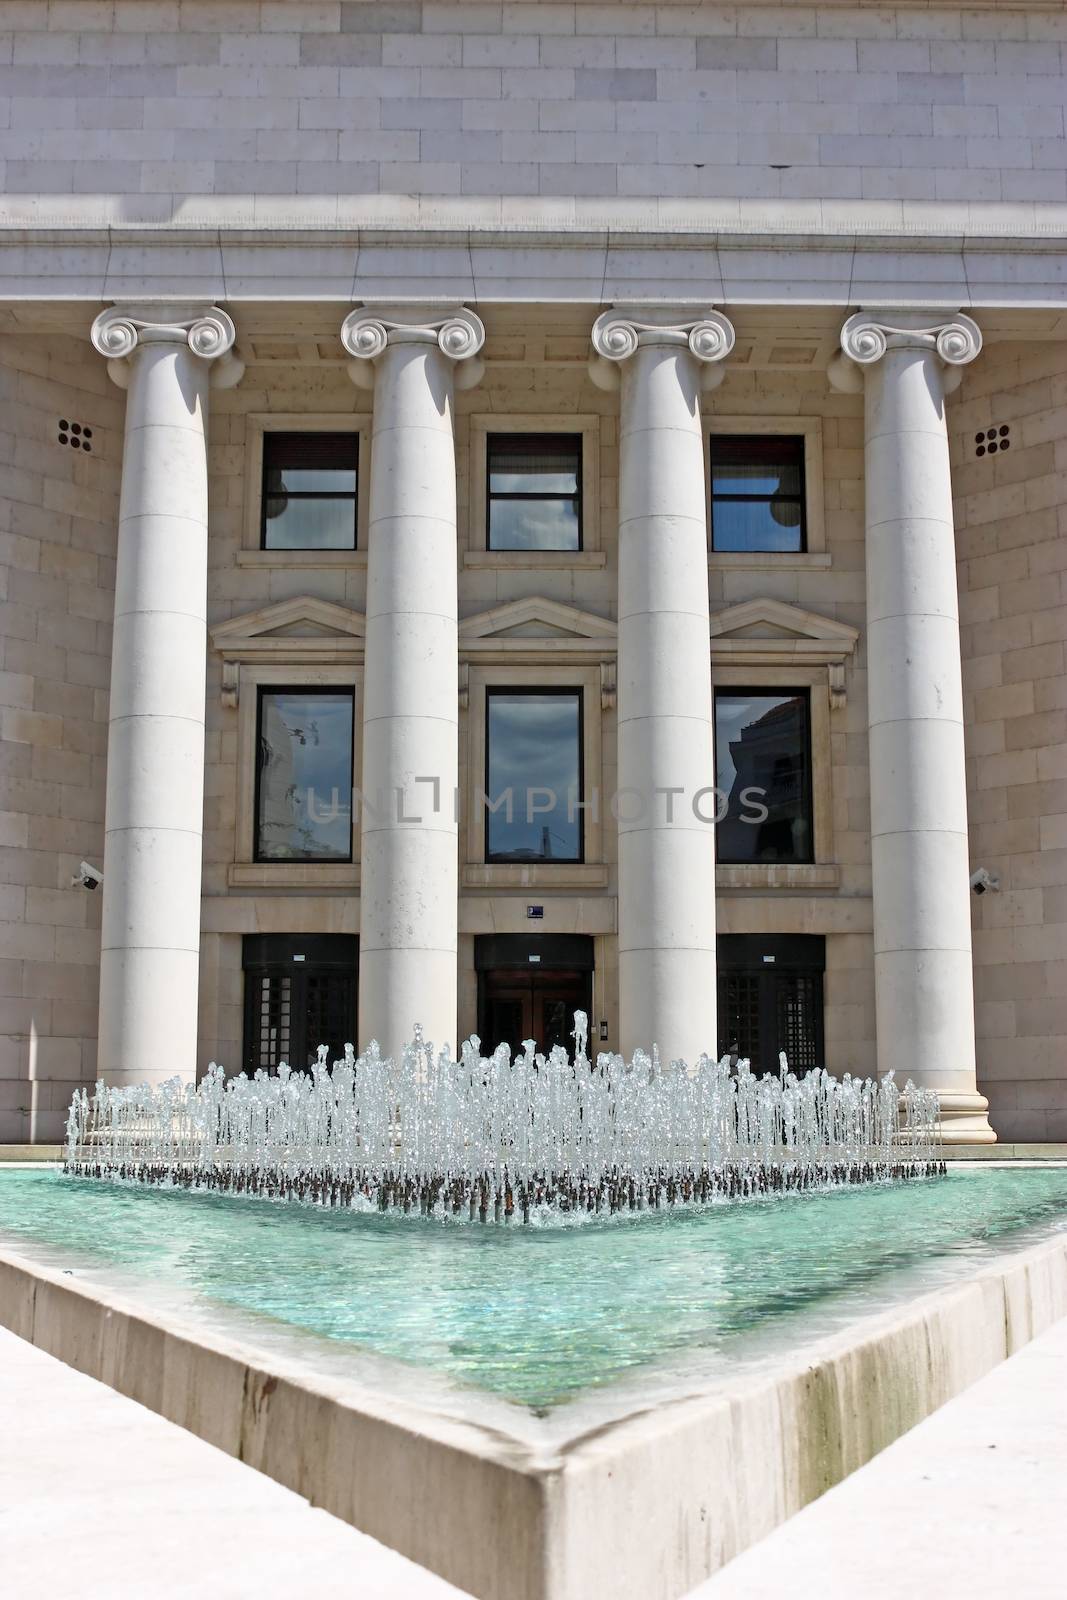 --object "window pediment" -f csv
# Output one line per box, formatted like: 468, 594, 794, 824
459, 598, 617, 710
711, 599, 858, 707
210, 597, 366, 706
460, 596, 616, 648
